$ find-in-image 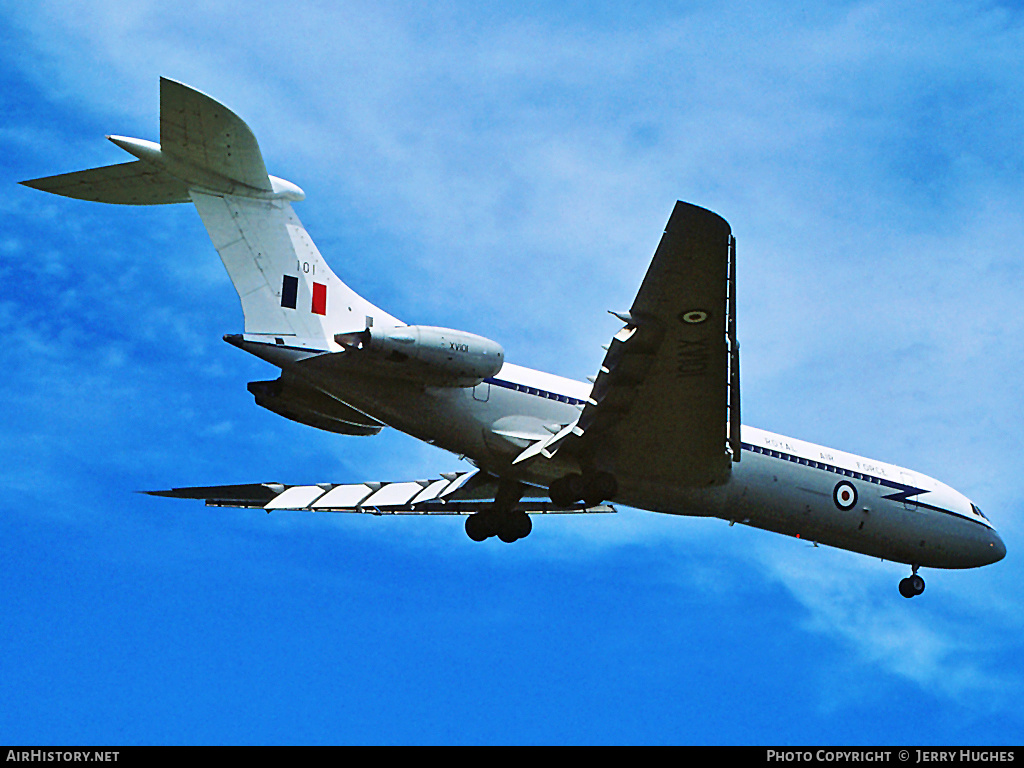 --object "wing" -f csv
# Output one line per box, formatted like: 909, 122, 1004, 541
147, 470, 615, 516
553, 201, 740, 488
